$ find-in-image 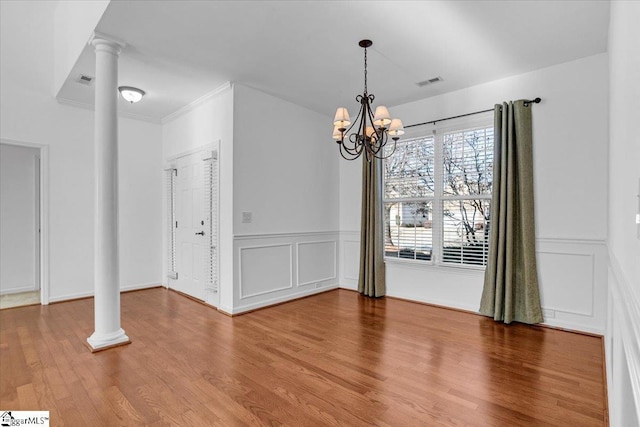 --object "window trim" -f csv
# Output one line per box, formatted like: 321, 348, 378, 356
382, 112, 493, 269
